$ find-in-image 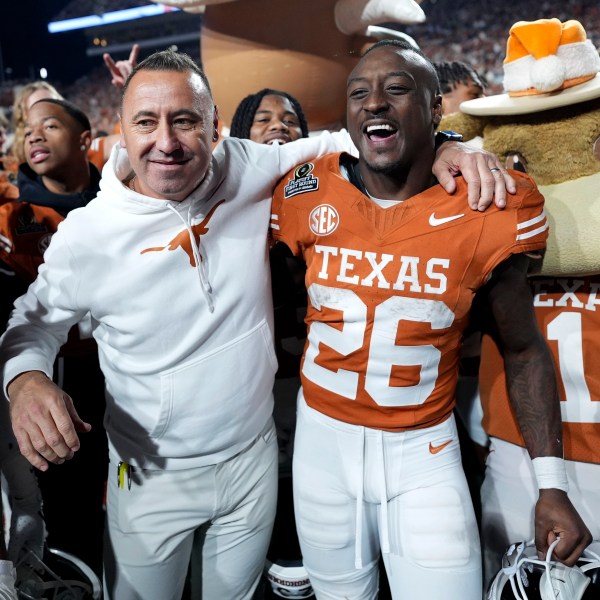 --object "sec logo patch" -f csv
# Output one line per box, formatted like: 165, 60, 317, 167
309, 204, 339, 236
